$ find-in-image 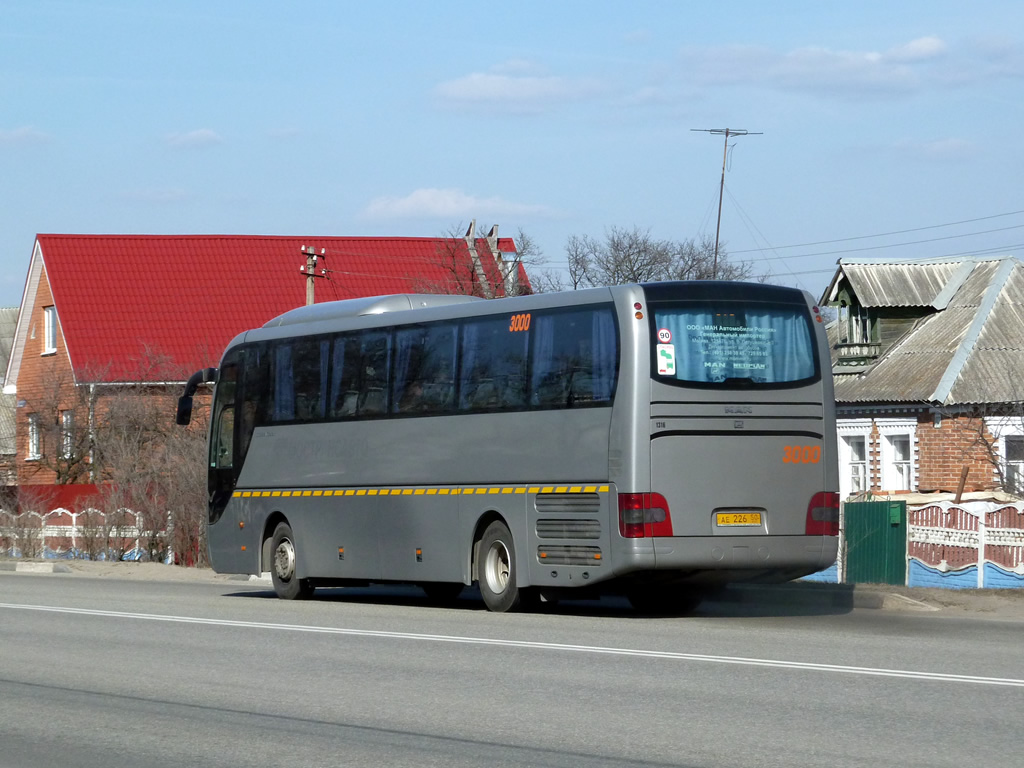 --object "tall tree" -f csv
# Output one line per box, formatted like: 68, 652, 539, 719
562, 226, 756, 289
